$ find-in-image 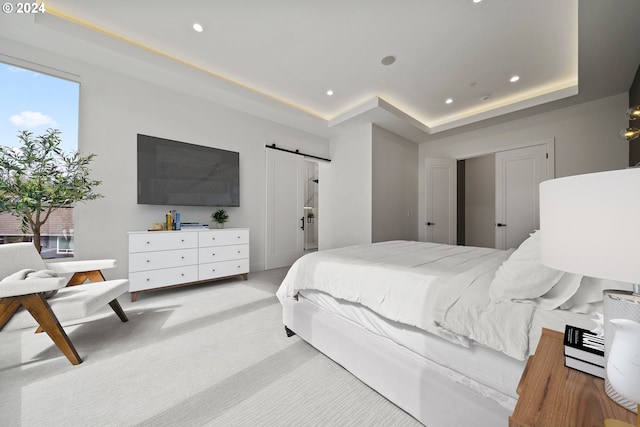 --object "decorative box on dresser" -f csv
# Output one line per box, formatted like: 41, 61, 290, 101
509, 328, 636, 427
128, 228, 249, 302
